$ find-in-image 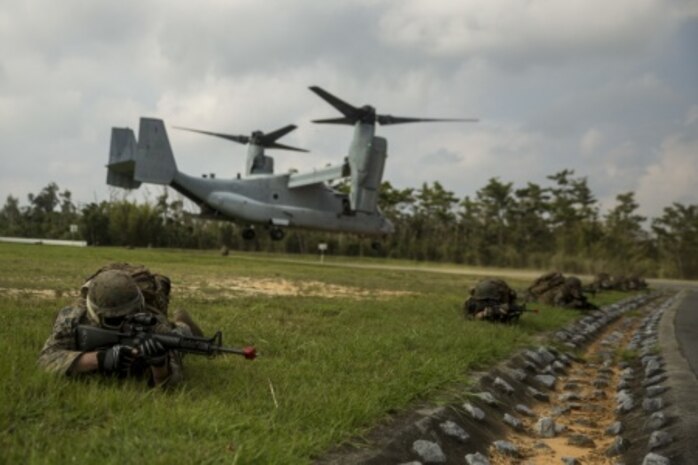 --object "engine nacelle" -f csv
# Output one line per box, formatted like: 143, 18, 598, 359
350, 136, 387, 213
